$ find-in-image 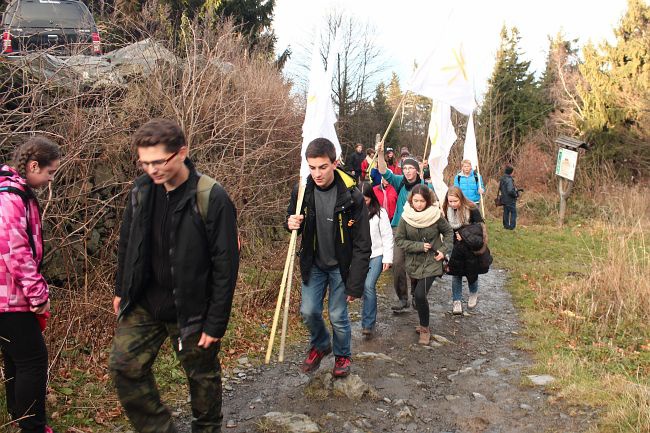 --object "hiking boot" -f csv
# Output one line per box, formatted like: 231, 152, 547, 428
452, 300, 463, 315
415, 325, 424, 334
301, 345, 332, 373
391, 299, 408, 312
332, 356, 352, 378
468, 293, 478, 309
362, 328, 373, 338
418, 327, 430, 345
